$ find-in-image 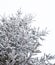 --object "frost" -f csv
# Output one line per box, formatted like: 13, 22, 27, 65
0, 9, 54, 65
